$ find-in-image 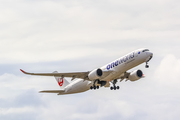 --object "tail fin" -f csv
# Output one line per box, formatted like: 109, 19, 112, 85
53, 71, 70, 89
